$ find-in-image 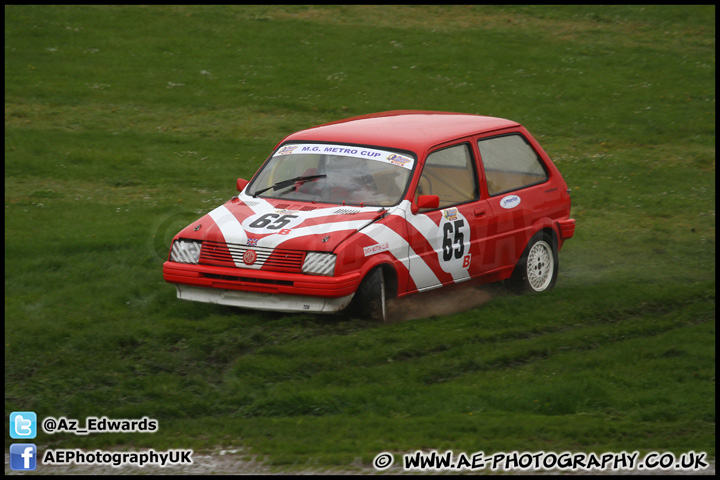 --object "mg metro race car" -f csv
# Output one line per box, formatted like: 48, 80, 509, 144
163, 111, 575, 321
